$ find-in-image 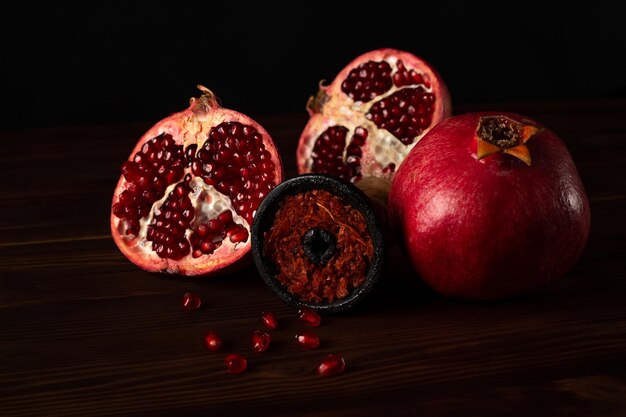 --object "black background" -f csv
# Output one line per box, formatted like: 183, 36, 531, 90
3, 2, 625, 130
